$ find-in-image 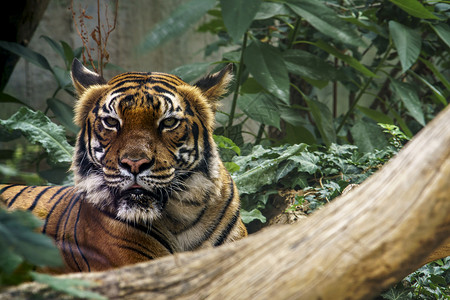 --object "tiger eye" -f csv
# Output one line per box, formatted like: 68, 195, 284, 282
103, 116, 119, 128
162, 117, 178, 128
